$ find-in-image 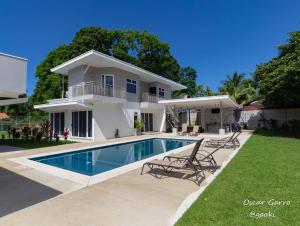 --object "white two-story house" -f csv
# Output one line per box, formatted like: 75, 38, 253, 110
34, 50, 186, 140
